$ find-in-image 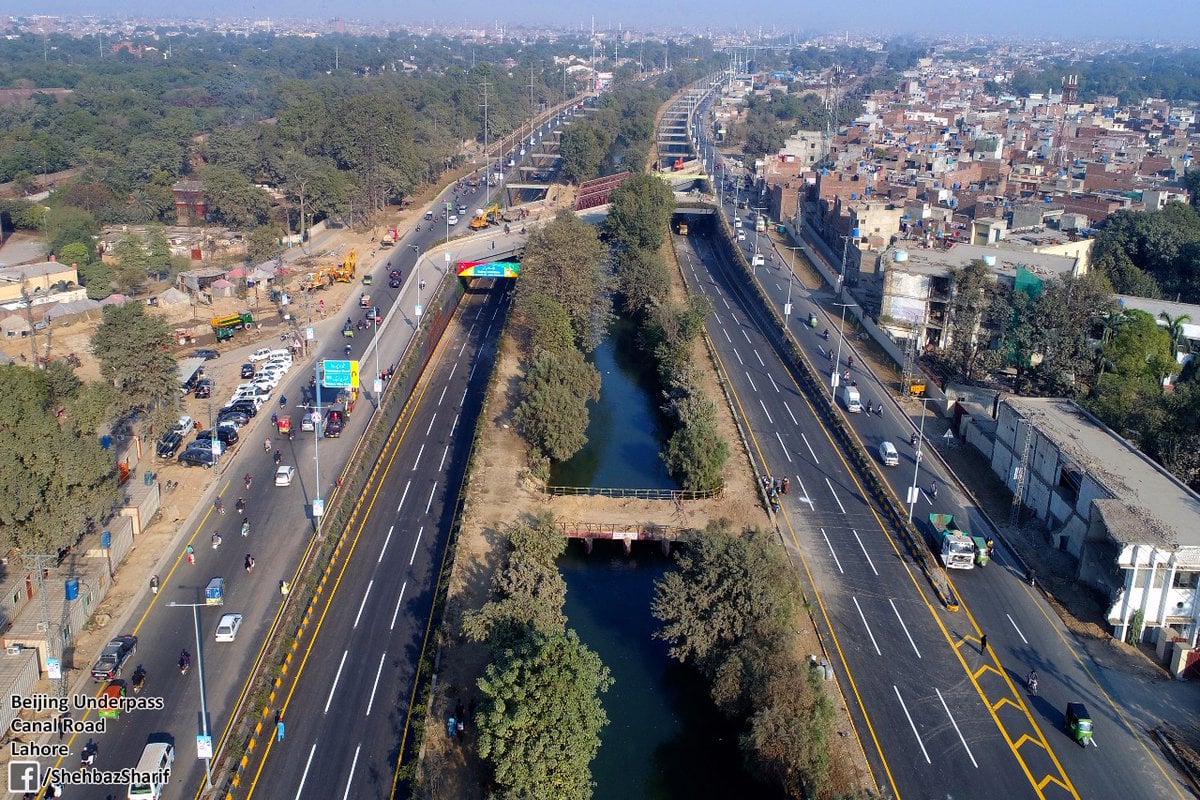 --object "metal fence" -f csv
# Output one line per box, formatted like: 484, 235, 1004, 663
545, 484, 722, 500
